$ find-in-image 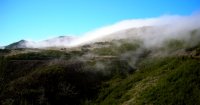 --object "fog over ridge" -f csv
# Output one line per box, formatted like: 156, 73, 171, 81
21, 13, 200, 48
